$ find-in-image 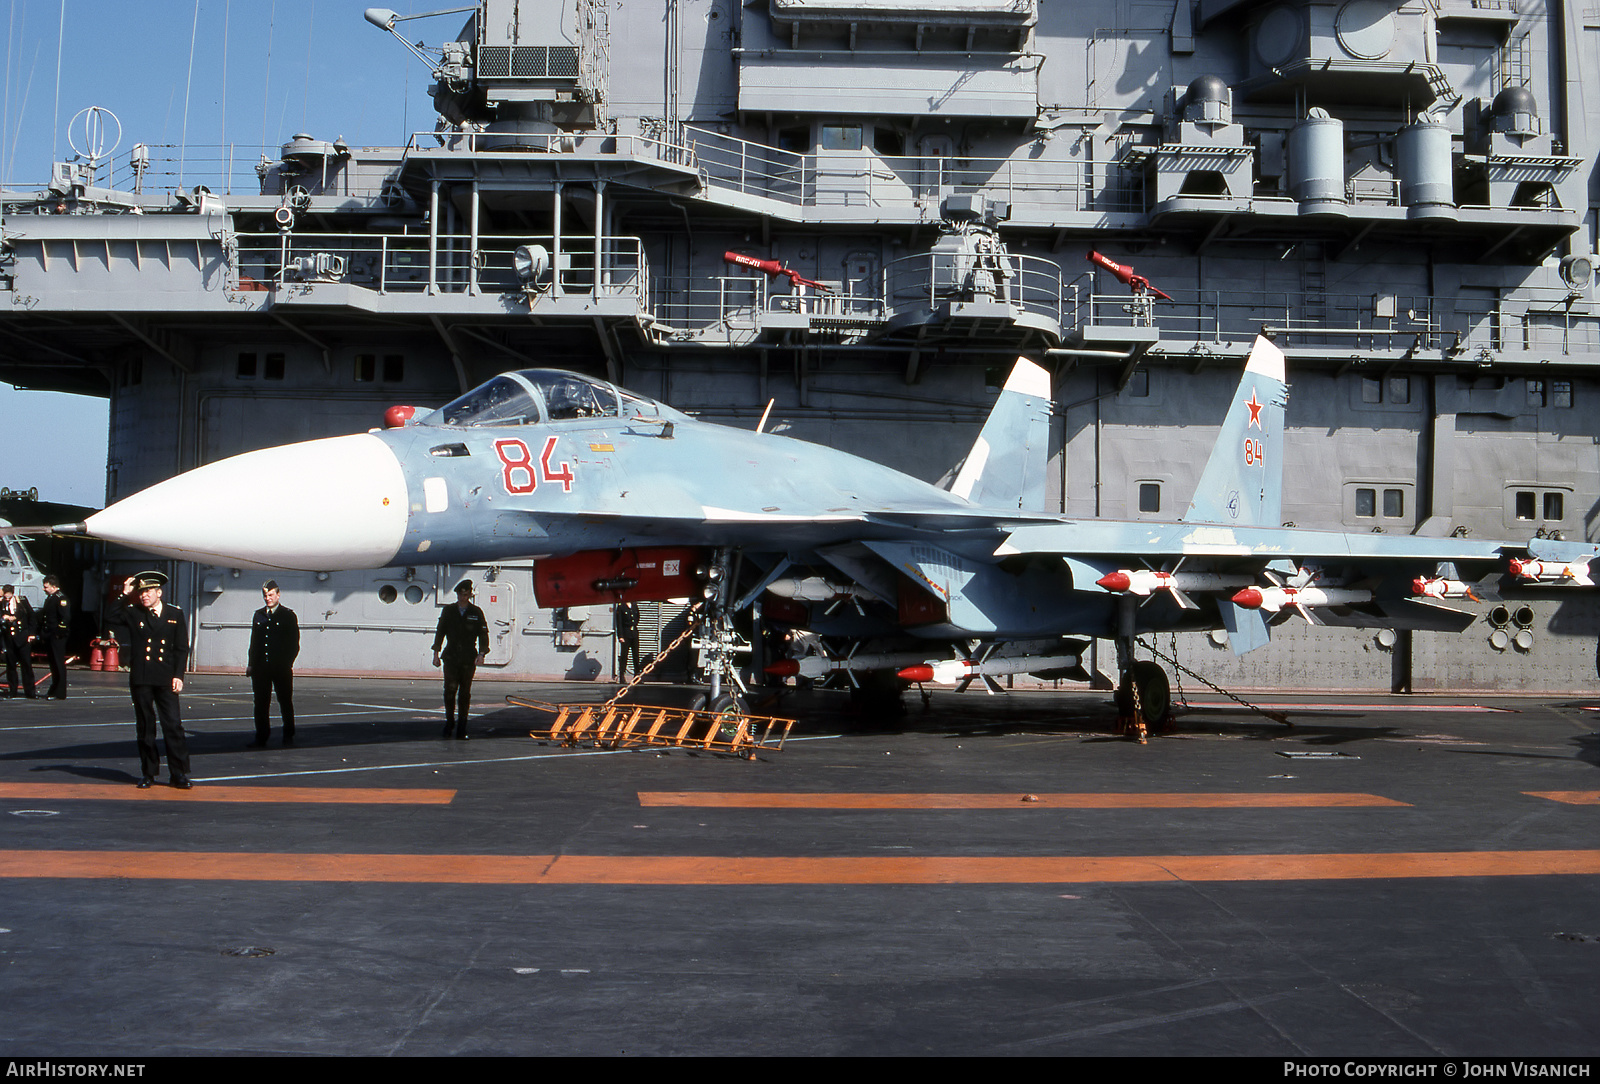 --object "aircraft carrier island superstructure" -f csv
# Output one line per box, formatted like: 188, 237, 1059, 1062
2, 0, 1596, 692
